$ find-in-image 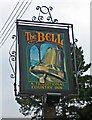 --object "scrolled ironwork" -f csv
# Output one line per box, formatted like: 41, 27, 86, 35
32, 6, 58, 23
32, 16, 36, 21
40, 6, 50, 14
36, 6, 40, 10
53, 19, 58, 23
9, 35, 17, 78
38, 16, 44, 22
